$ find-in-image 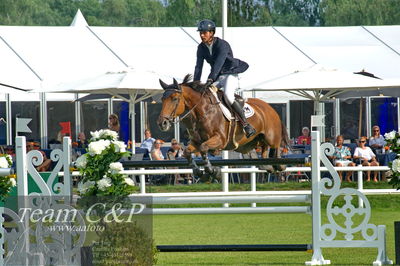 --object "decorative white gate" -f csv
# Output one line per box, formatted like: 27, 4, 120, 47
0, 137, 85, 265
